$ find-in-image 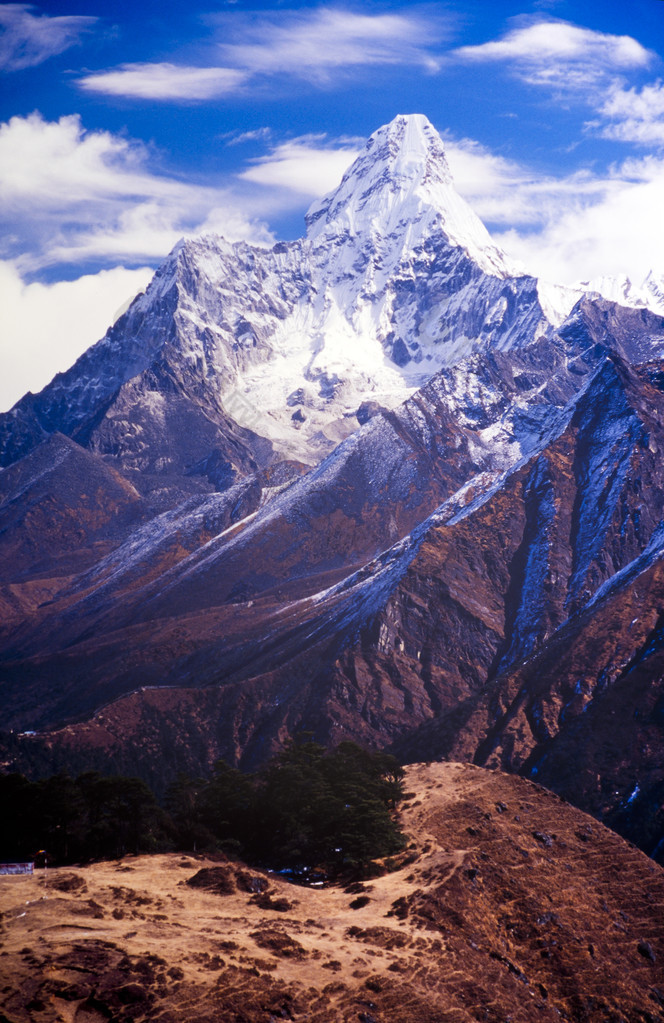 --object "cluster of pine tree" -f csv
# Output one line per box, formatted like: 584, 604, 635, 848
0, 740, 405, 877
168, 739, 405, 875
0, 771, 165, 864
